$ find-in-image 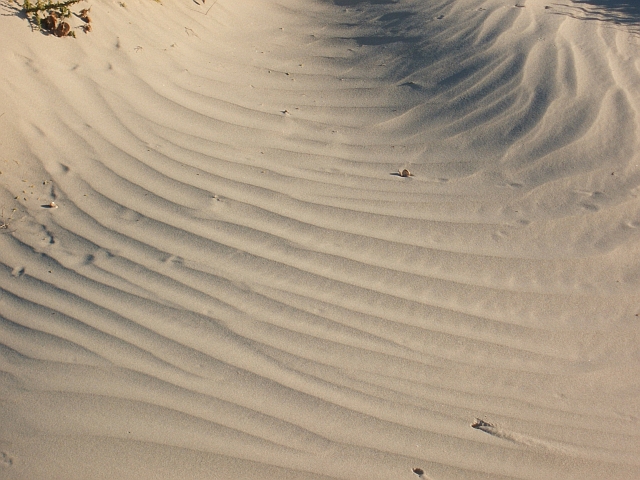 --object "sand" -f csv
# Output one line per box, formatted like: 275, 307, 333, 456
1, 0, 639, 478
